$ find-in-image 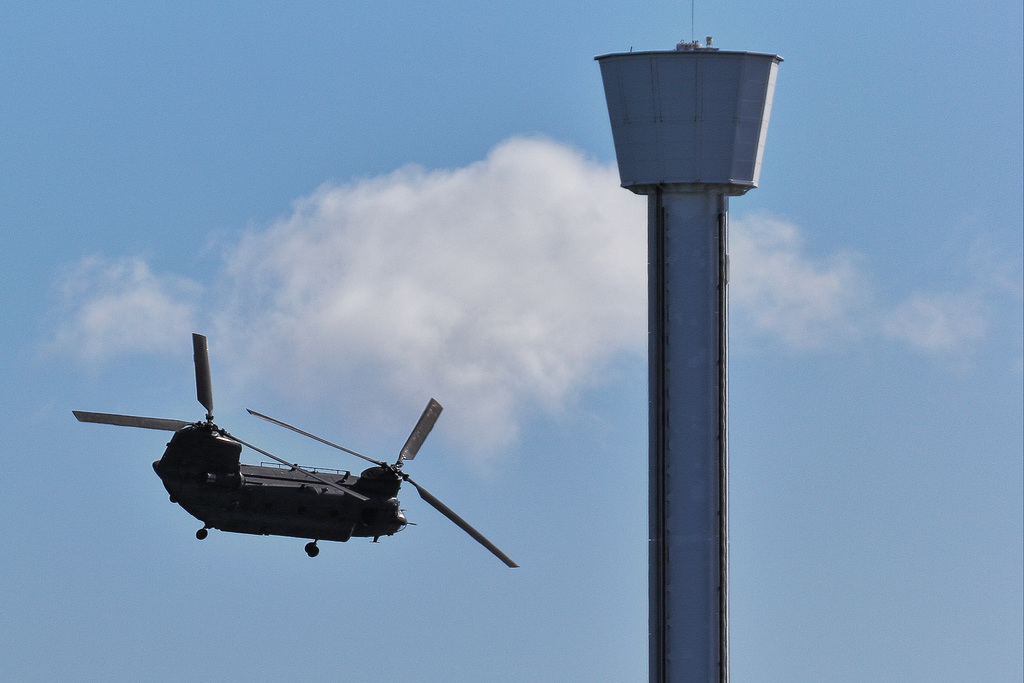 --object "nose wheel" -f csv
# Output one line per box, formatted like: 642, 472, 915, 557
196, 527, 209, 540
304, 541, 319, 558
